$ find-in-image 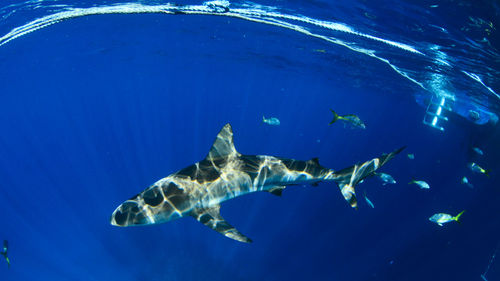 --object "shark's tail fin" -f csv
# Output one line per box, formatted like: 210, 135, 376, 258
329, 109, 340, 125
328, 147, 405, 209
